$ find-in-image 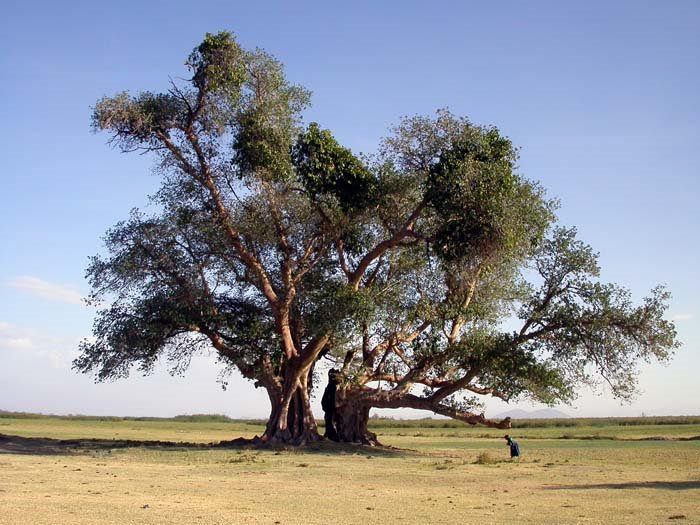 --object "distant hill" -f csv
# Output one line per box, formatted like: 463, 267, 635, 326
496, 408, 571, 419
